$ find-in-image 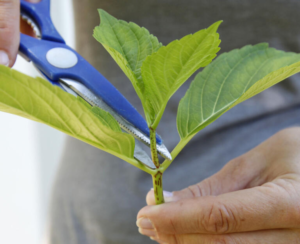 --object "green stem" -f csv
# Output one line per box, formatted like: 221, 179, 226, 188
150, 127, 165, 204
152, 171, 164, 204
